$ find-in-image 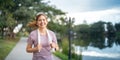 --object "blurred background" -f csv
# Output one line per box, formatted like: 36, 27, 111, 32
0, 0, 120, 60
